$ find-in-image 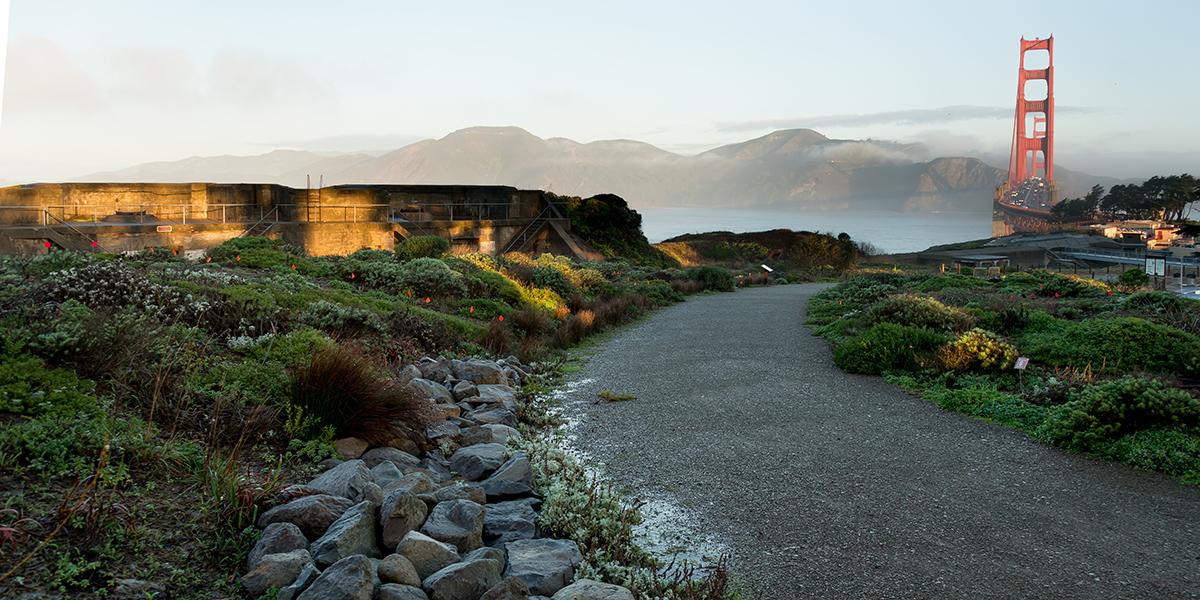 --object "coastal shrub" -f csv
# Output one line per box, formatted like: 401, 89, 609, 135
1123, 290, 1192, 313
924, 384, 1048, 431
1117, 268, 1150, 292
0, 344, 99, 416
1019, 316, 1200, 376
188, 358, 290, 407
573, 267, 609, 294
533, 266, 578, 298
480, 320, 515, 355
465, 270, 524, 306
637, 279, 684, 306
521, 286, 566, 314
395, 258, 467, 298
865, 294, 974, 332
289, 345, 437, 444
1099, 428, 1200, 483
913, 274, 992, 292
454, 298, 512, 321
833, 323, 946, 375
395, 235, 450, 260
231, 328, 332, 367
687, 266, 735, 292
511, 307, 552, 336
385, 311, 460, 353
207, 237, 303, 270
300, 300, 384, 336
937, 328, 1018, 372
1037, 377, 1200, 451
41, 261, 209, 322
1033, 272, 1110, 298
